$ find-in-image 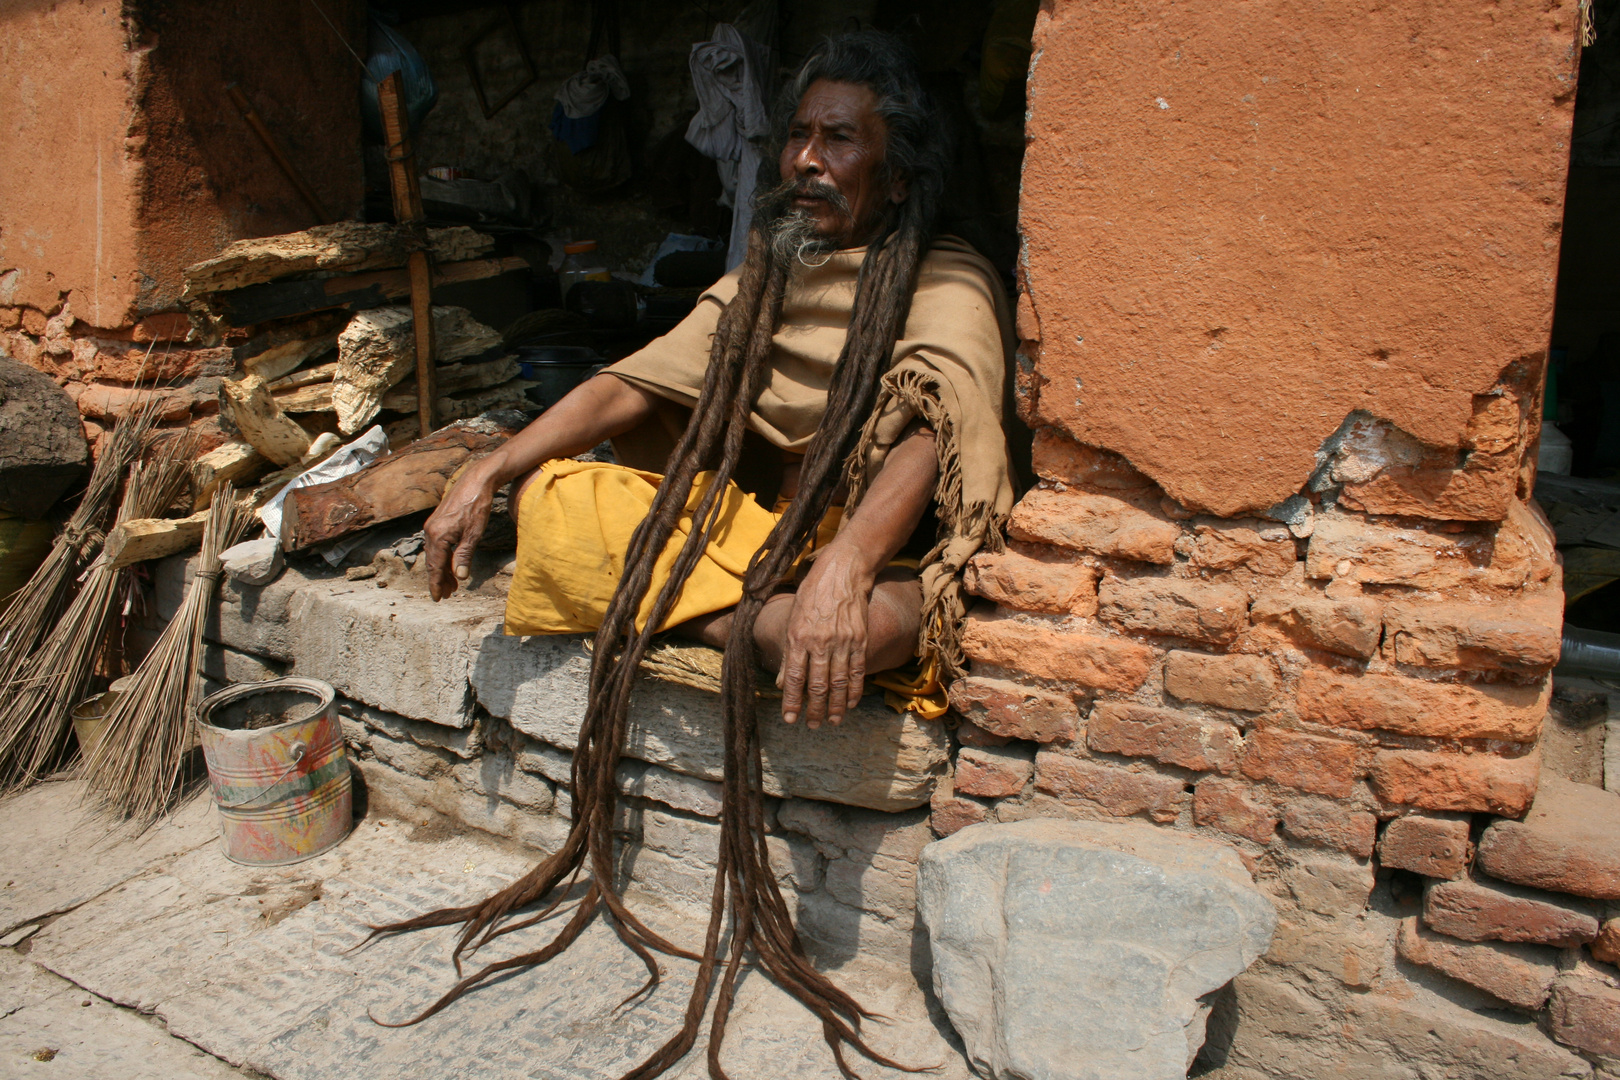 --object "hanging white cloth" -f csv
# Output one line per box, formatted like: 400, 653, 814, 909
685, 24, 771, 270
556, 55, 630, 120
